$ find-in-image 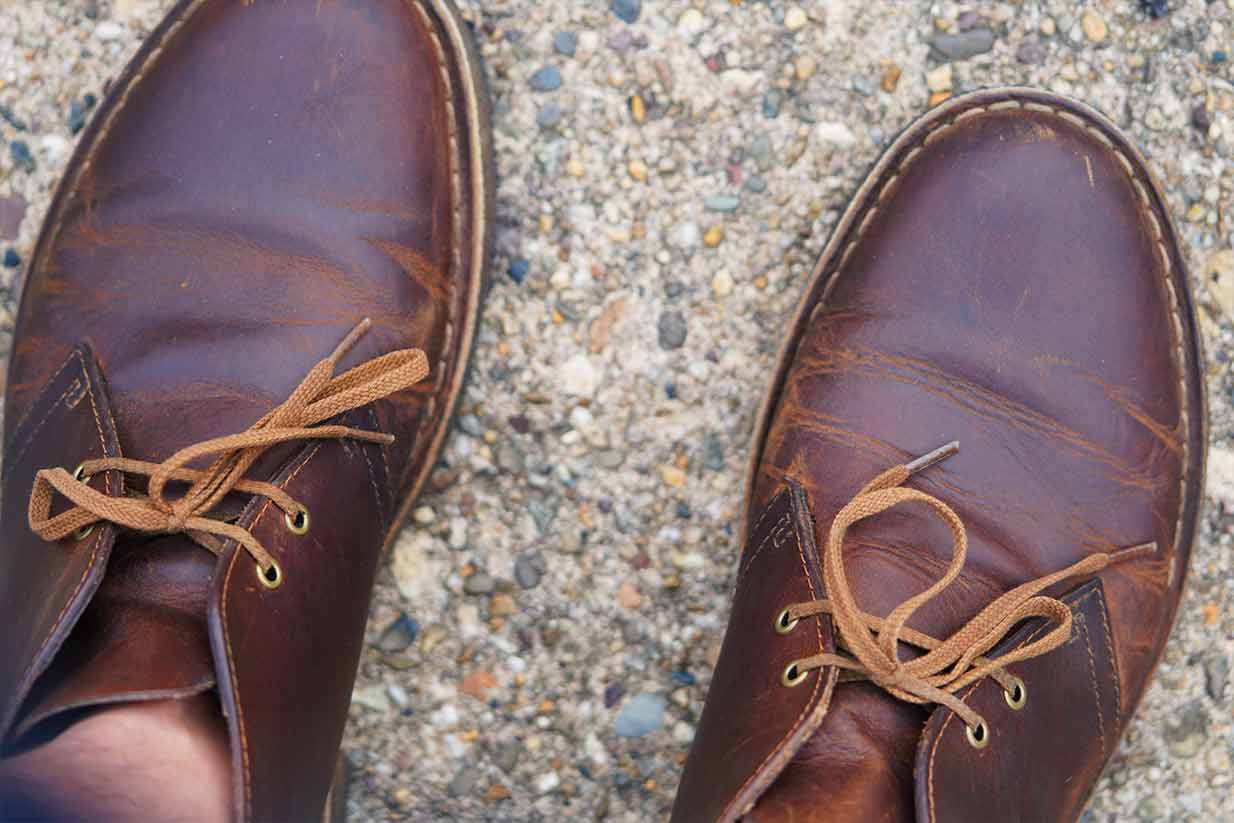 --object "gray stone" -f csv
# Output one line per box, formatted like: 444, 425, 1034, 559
1017, 38, 1047, 65
1204, 653, 1229, 703
446, 766, 482, 797
514, 550, 546, 589
375, 614, 419, 653
658, 311, 688, 350
553, 30, 578, 56
529, 66, 562, 92
614, 693, 667, 738
537, 102, 565, 129
611, 0, 641, 24
928, 28, 996, 61
1163, 701, 1209, 758
704, 195, 741, 212
463, 571, 496, 596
